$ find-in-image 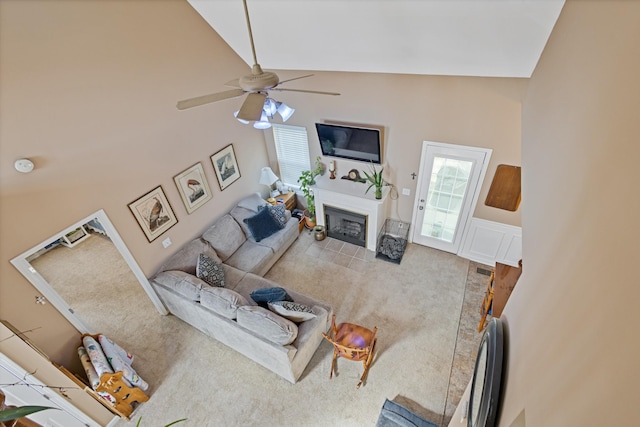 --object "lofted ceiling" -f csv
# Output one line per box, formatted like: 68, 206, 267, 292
188, 0, 565, 79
